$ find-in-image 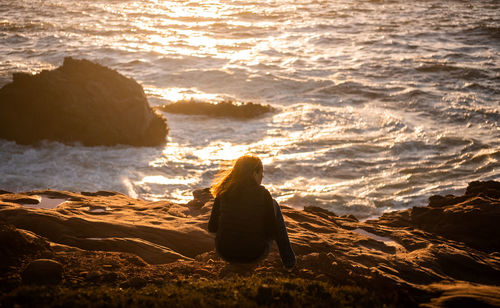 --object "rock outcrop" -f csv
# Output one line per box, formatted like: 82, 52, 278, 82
0, 57, 168, 146
0, 181, 499, 306
372, 180, 500, 253
156, 100, 274, 119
